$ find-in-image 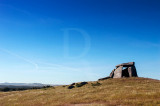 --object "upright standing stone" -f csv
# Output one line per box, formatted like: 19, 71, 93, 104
128, 67, 132, 77
128, 66, 138, 77
113, 66, 123, 78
